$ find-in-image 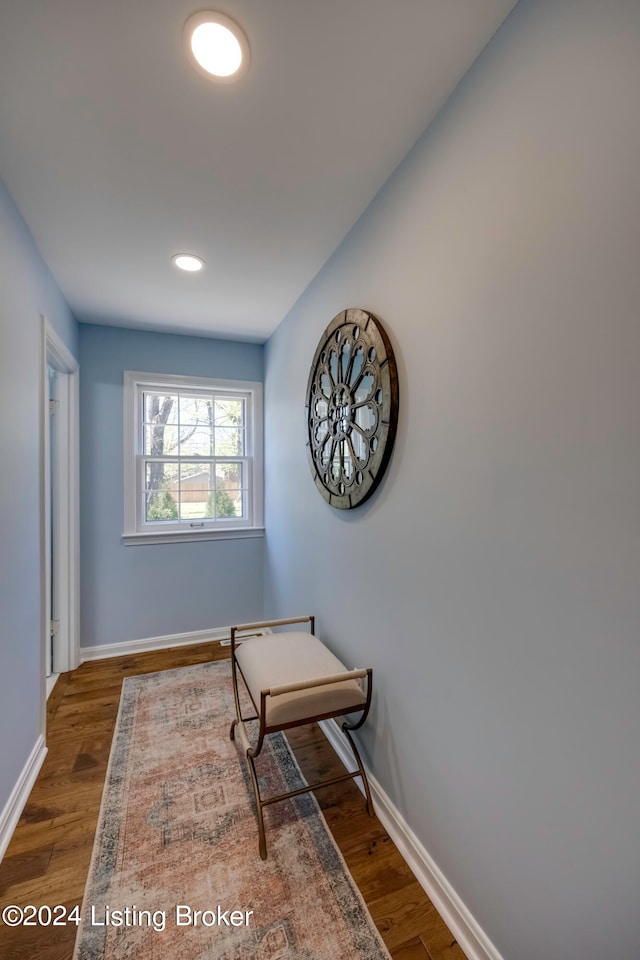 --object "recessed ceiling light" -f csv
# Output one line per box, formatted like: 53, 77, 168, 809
172, 253, 205, 272
184, 11, 250, 82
